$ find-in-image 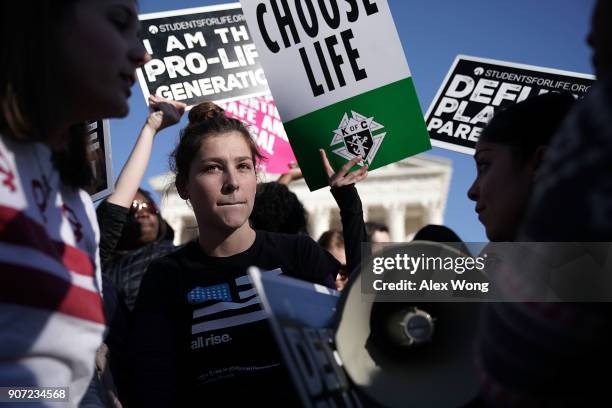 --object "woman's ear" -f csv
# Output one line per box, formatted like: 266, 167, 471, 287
531, 146, 548, 182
